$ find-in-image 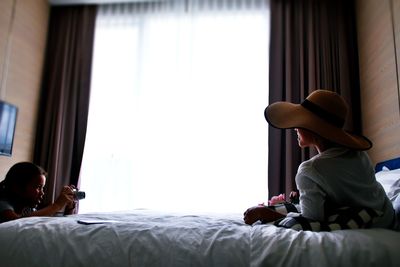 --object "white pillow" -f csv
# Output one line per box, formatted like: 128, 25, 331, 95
375, 167, 400, 202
